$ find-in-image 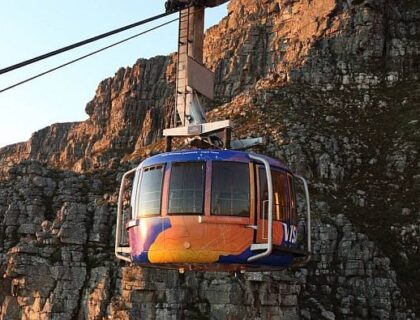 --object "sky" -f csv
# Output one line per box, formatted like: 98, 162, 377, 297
0, 0, 227, 148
